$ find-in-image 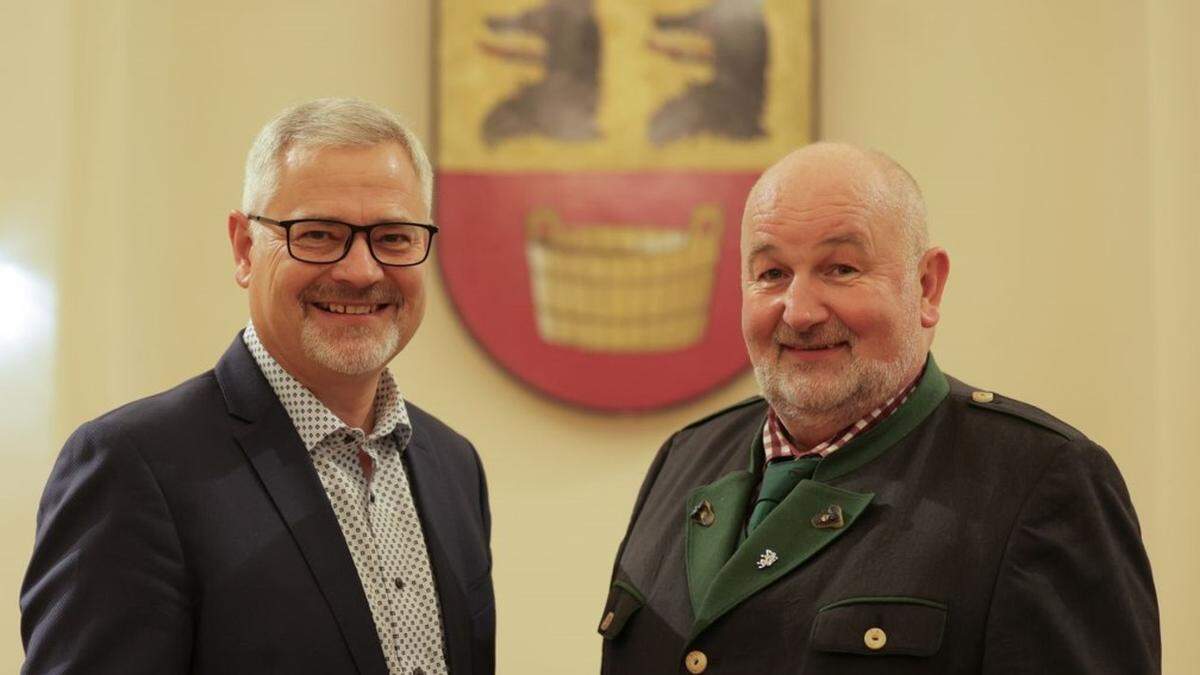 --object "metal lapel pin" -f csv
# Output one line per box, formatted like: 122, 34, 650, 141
811, 504, 845, 529
689, 499, 715, 527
